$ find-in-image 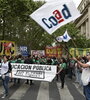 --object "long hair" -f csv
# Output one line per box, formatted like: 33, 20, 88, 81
61, 57, 66, 63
